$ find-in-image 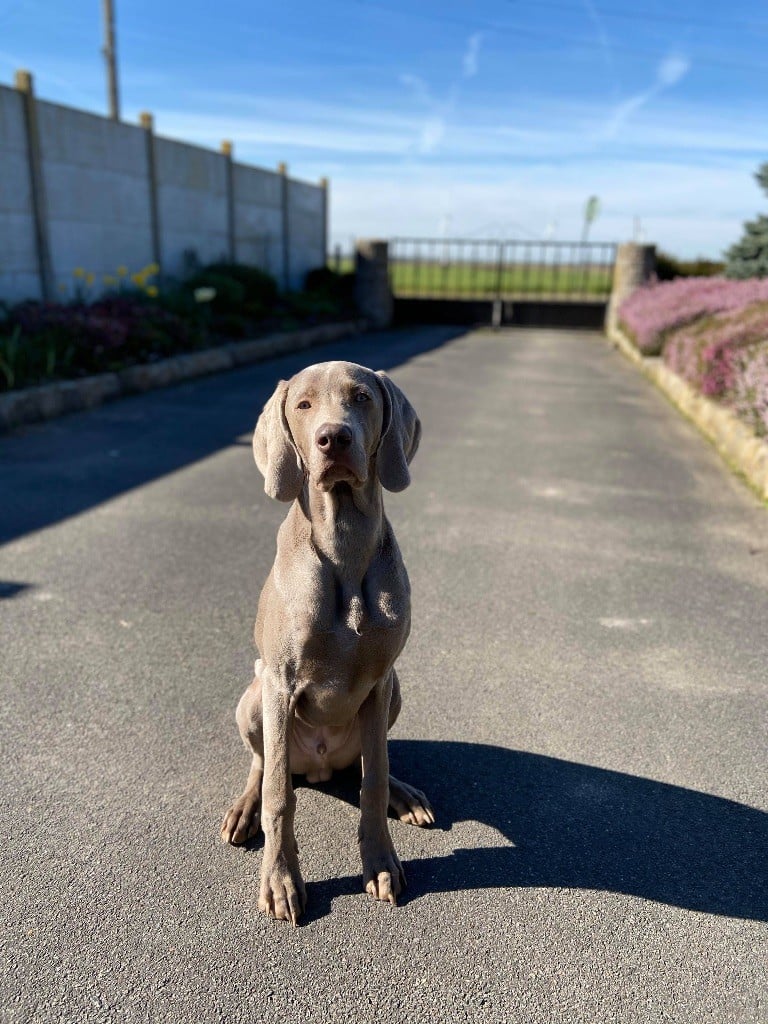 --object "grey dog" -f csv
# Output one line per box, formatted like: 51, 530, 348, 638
222, 360, 434, 924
